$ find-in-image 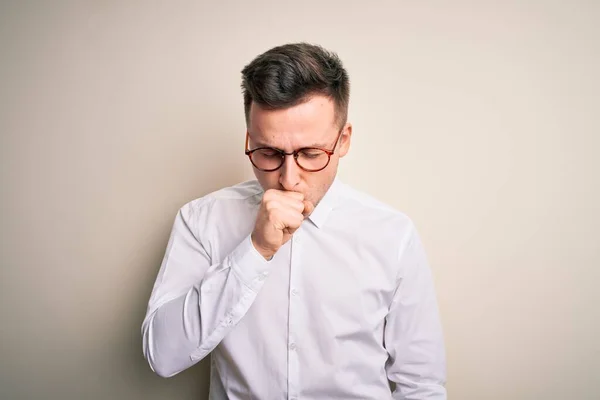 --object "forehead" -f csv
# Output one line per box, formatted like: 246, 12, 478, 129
248, 95, 337, 148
